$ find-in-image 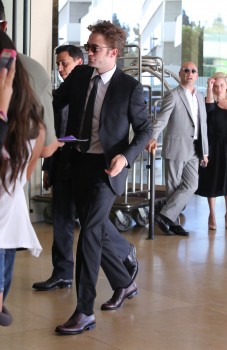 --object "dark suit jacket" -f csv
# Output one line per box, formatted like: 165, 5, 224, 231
42, 105, 72, 186
53, 65, 152, 196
